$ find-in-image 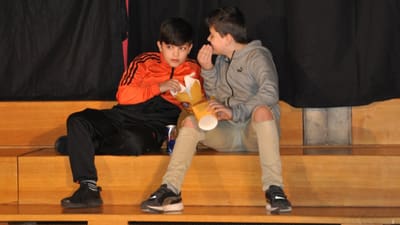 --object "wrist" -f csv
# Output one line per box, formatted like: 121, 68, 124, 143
202, 65, 214, 71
